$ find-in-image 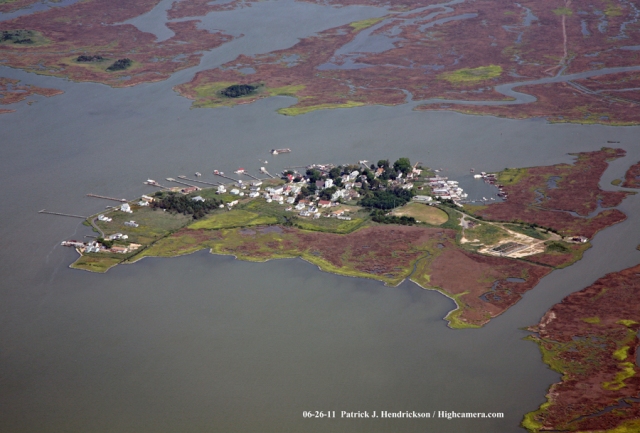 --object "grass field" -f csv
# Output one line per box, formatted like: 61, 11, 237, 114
188, 209, 278, 230
392, 203, 449, 225
277, 101, 365, 116
439, 65, 502, 84
464, 222, 510, 245
94, 205, 191, 244
296, 217, 366, 234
